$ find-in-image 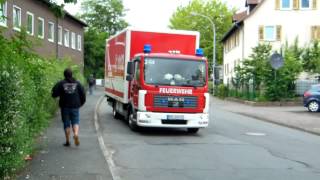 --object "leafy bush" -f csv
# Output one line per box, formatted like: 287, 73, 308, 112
208, 81, 213, 94
301, 41, 320, 74
234, 43, 302, 101
216, 84, 228, 99
0, 31, 84, 178
264, 42, 302, 101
